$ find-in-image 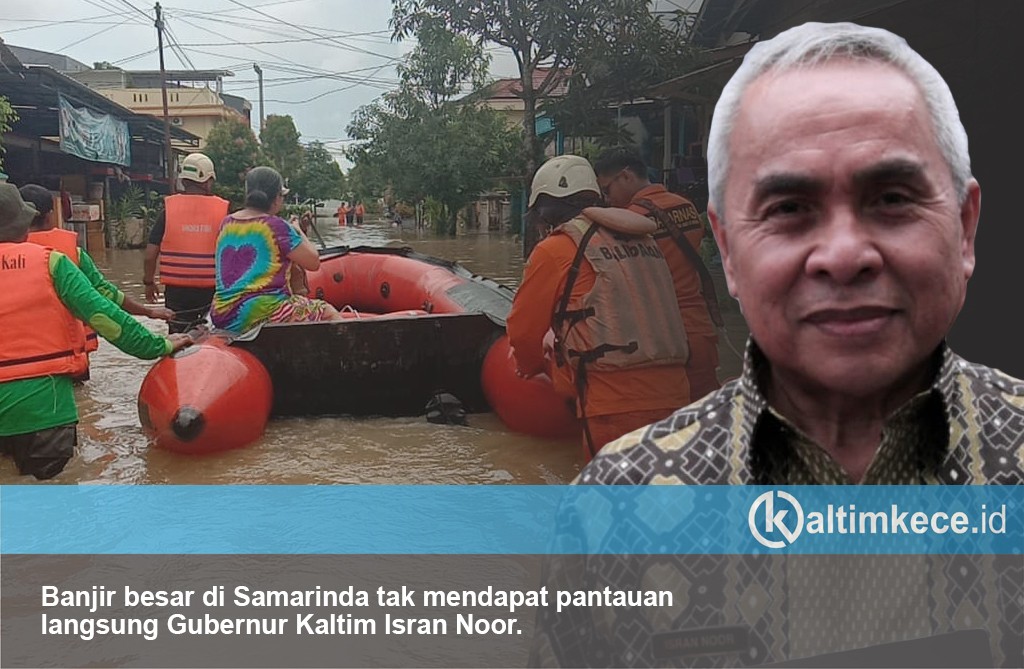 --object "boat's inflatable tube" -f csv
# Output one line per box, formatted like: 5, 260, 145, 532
307, 246, 511, 322
138, 338, 272, 454
140, 246, 575, 454
481, 335, 579, 439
